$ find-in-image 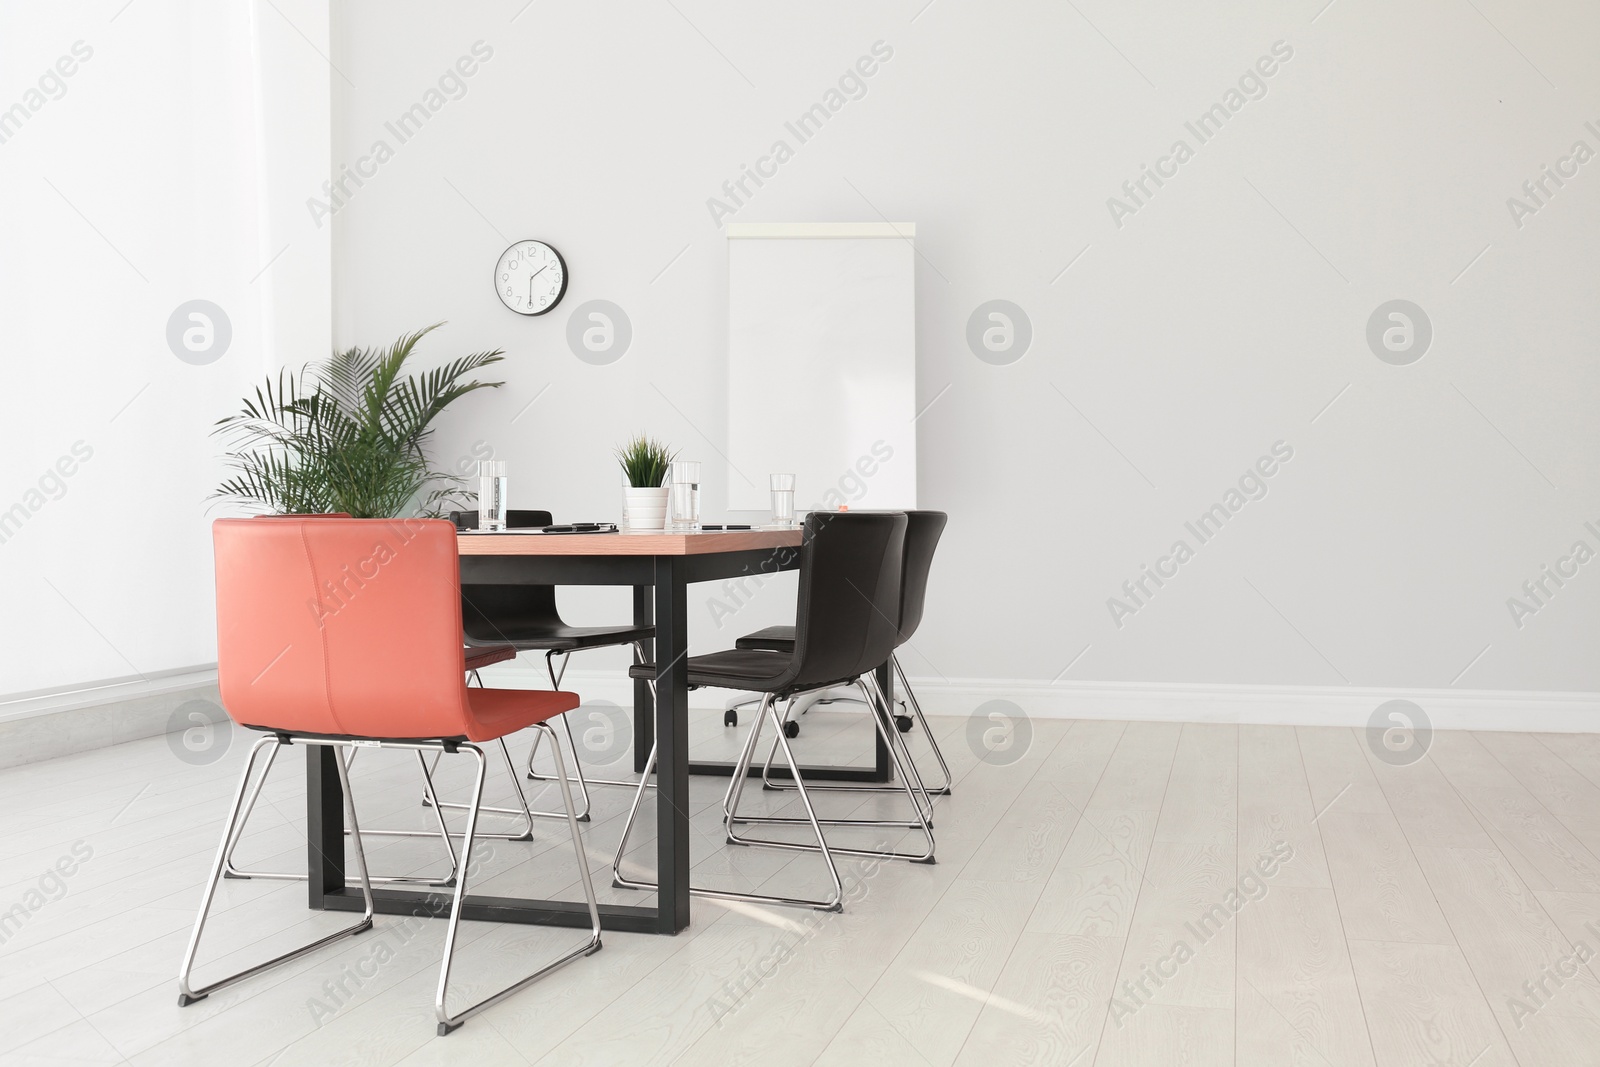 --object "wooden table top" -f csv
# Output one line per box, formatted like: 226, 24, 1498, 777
455, 527, 804, 556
